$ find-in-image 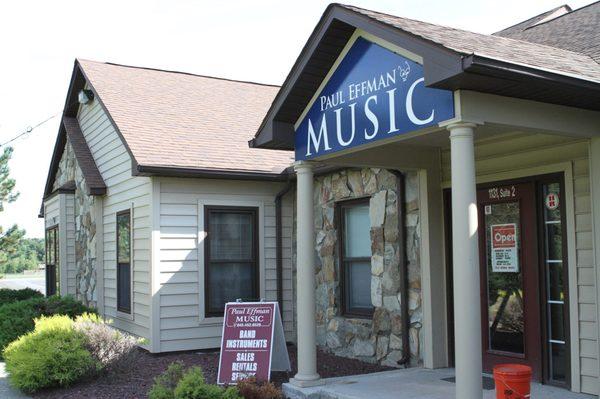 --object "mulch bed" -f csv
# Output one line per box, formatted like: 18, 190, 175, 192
33, 345, 394, 399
